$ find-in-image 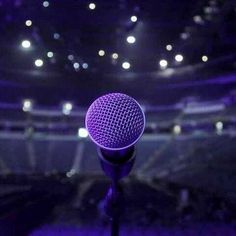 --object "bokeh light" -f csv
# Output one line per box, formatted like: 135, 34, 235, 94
122, 62, 130, 70
21, 40, 31, 49
175, 54, 184, 62
35, 59, 44, 67
127, 36, 136, 44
